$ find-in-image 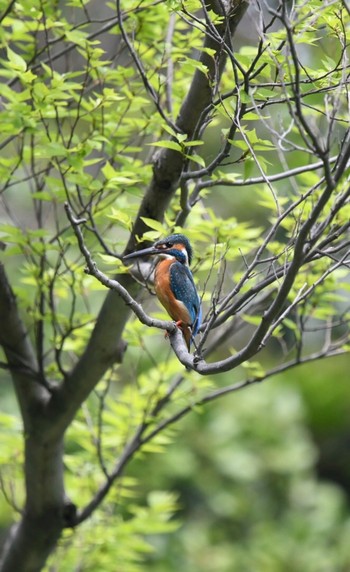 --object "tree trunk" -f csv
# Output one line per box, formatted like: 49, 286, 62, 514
0, 436, 65, 572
